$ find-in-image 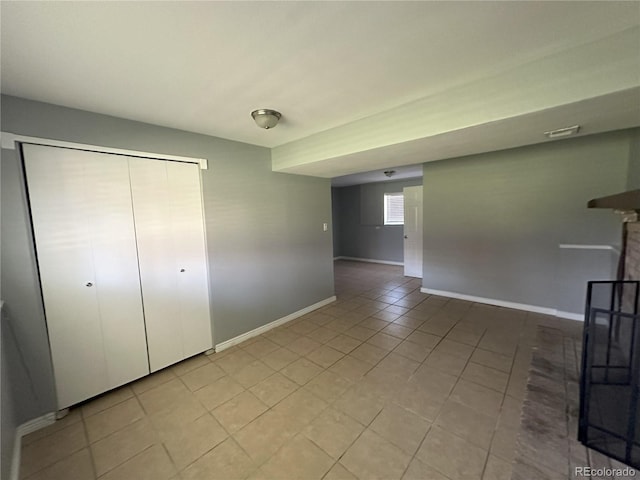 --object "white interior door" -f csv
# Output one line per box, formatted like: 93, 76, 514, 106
403, 186, 423, 278
129, 158, 212, 372
24, 144, 149, 408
